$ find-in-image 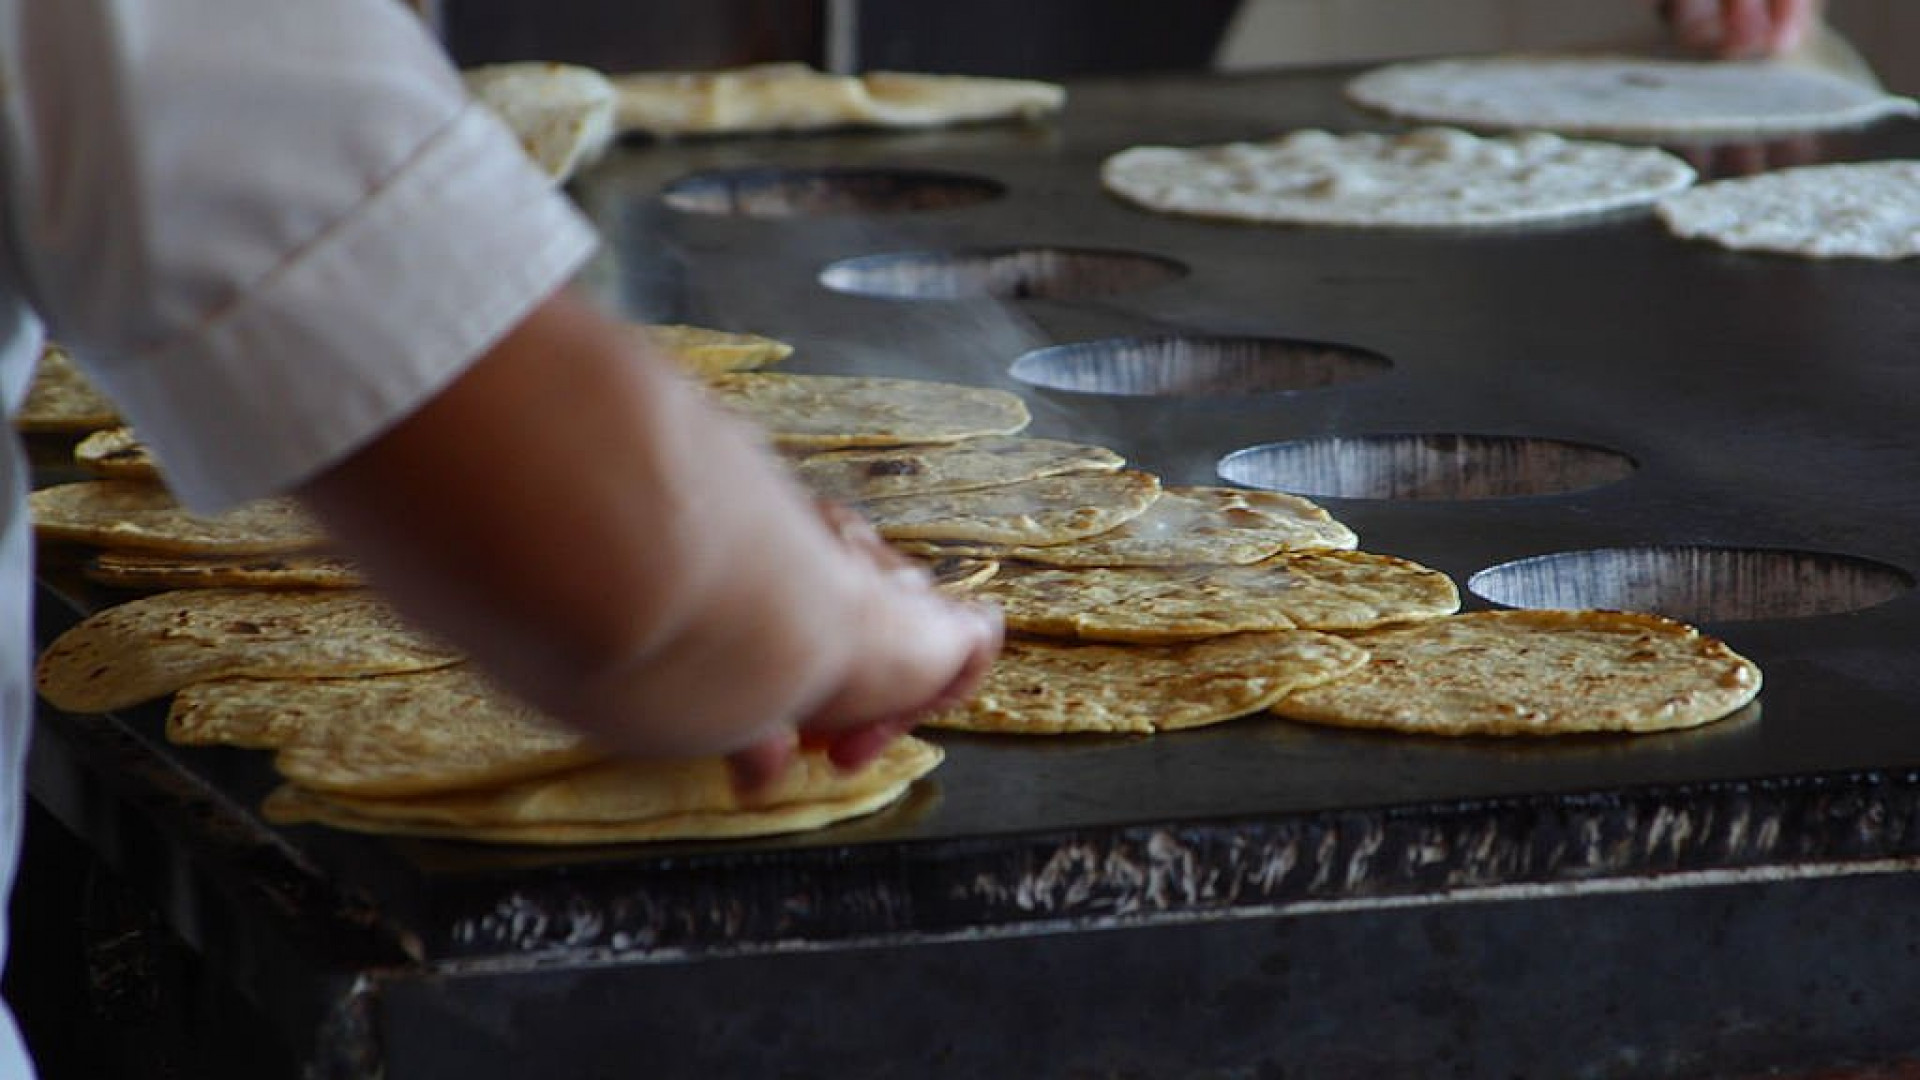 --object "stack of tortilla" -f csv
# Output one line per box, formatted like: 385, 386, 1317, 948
27, 328, 947, 846
30, 583, 945, 845
721, 369, 1761, 739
